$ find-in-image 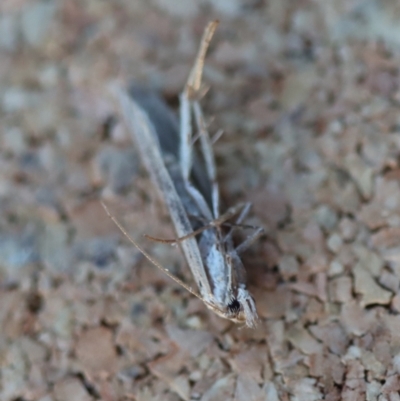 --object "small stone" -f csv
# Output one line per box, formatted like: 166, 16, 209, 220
327, 233, 343, 253
119, 364, 146, 383
262, 382, 280, 401
75, 327, 118, 375
2, 87, 39, 112
94, 146, 138, 193
278, 255, 299, 279
345, 153, 374, 200
328, 260, 344, 277
341, 301, 375, 336
329, 276, 352, 303
166, 325, 213, 358
53, 378, 93, 401
343, 346, 362, 362
154, 0, 199, 17
2, 127, 26, 156
0, 228, 39, 280
361, 350, 385, 380
353, 245, 384, 277
371, 227, 400, 250
339, 217, 358, 241
37, 396, 53, 401
186, 316, 203, 329
19, 337, 48, 364
359, 203, 386, 230
21, 1, 57, 48
287, 323, 323, 355
200, 375, 235, 401
291, 378, 322, 401
39, 222, 70, 273
280, 66, 317, 111
38, 64, 60, 88
0, 13, 19, 50
235, 374, 264, 401
315, 205, 338, 231
309, 322, 348, 355
393, 353, 400, 374
353, 263, 392, 306
379, 271, 399, 293
381, 375, 400, 394
231, 346, 266, 383
305, 253, 328, 274
391, 294, 400, 313
336, 245, 356, 268
170, 374, 190, 401
366, 381, 382, 401
207, 0, 242, 17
